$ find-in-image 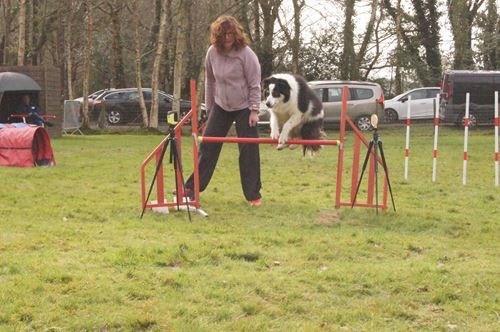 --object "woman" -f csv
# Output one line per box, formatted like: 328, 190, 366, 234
184, 15, 262, 206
